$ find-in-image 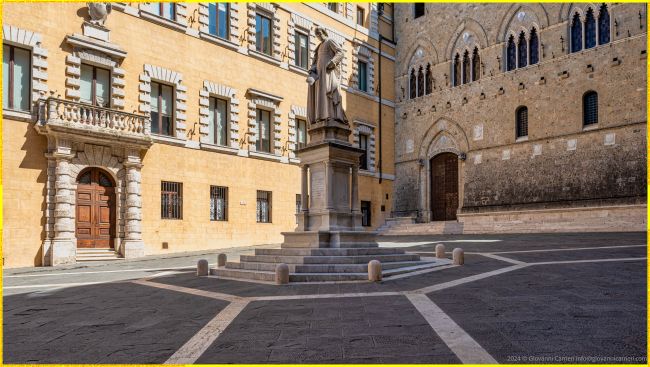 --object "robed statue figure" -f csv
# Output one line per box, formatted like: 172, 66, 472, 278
306, 27, 348, 125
